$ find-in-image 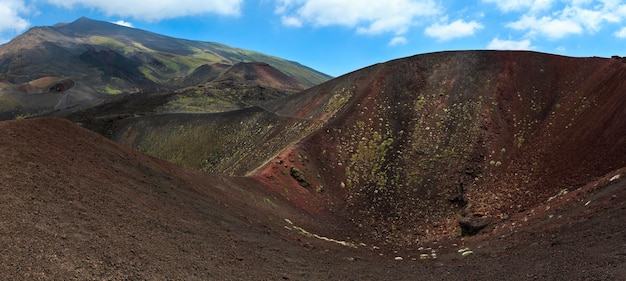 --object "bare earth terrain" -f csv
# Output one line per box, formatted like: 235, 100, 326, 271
2, 51, 626, 280
1, 115, 625, 280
